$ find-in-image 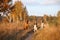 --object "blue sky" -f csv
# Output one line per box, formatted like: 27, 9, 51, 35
13, 0, 60, 16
